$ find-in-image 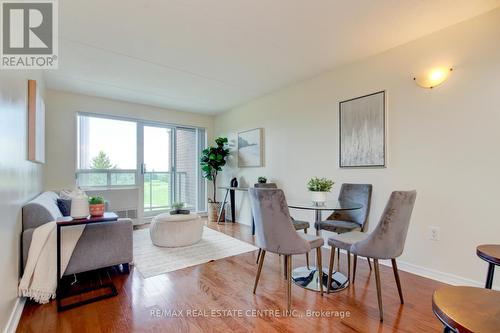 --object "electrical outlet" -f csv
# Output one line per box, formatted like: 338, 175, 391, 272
428, 226, 440, 241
